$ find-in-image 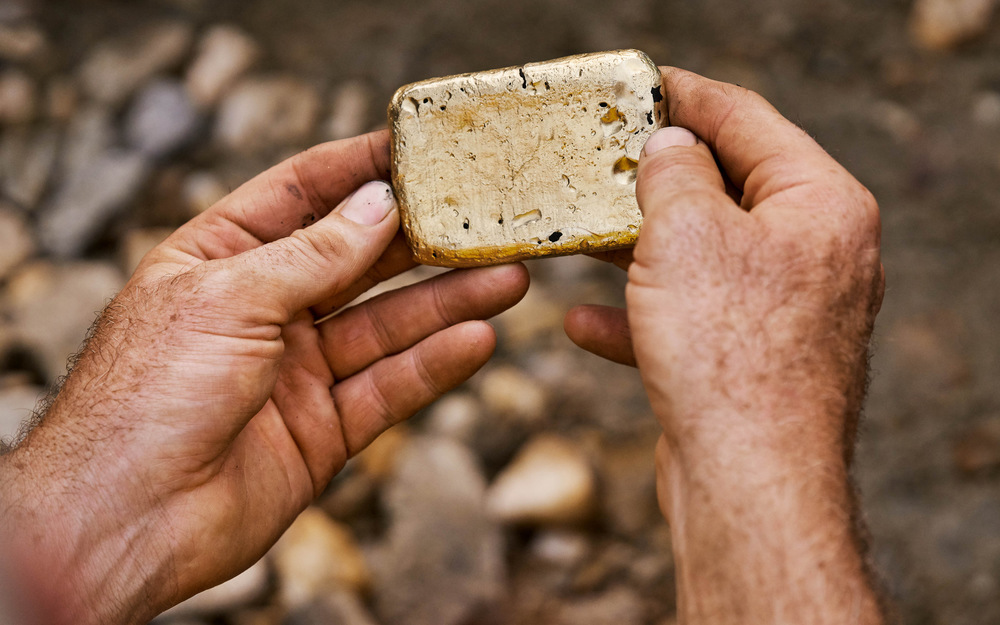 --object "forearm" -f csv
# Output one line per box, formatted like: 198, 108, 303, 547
0, 407, 177, 625
658, 417, 883, 625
